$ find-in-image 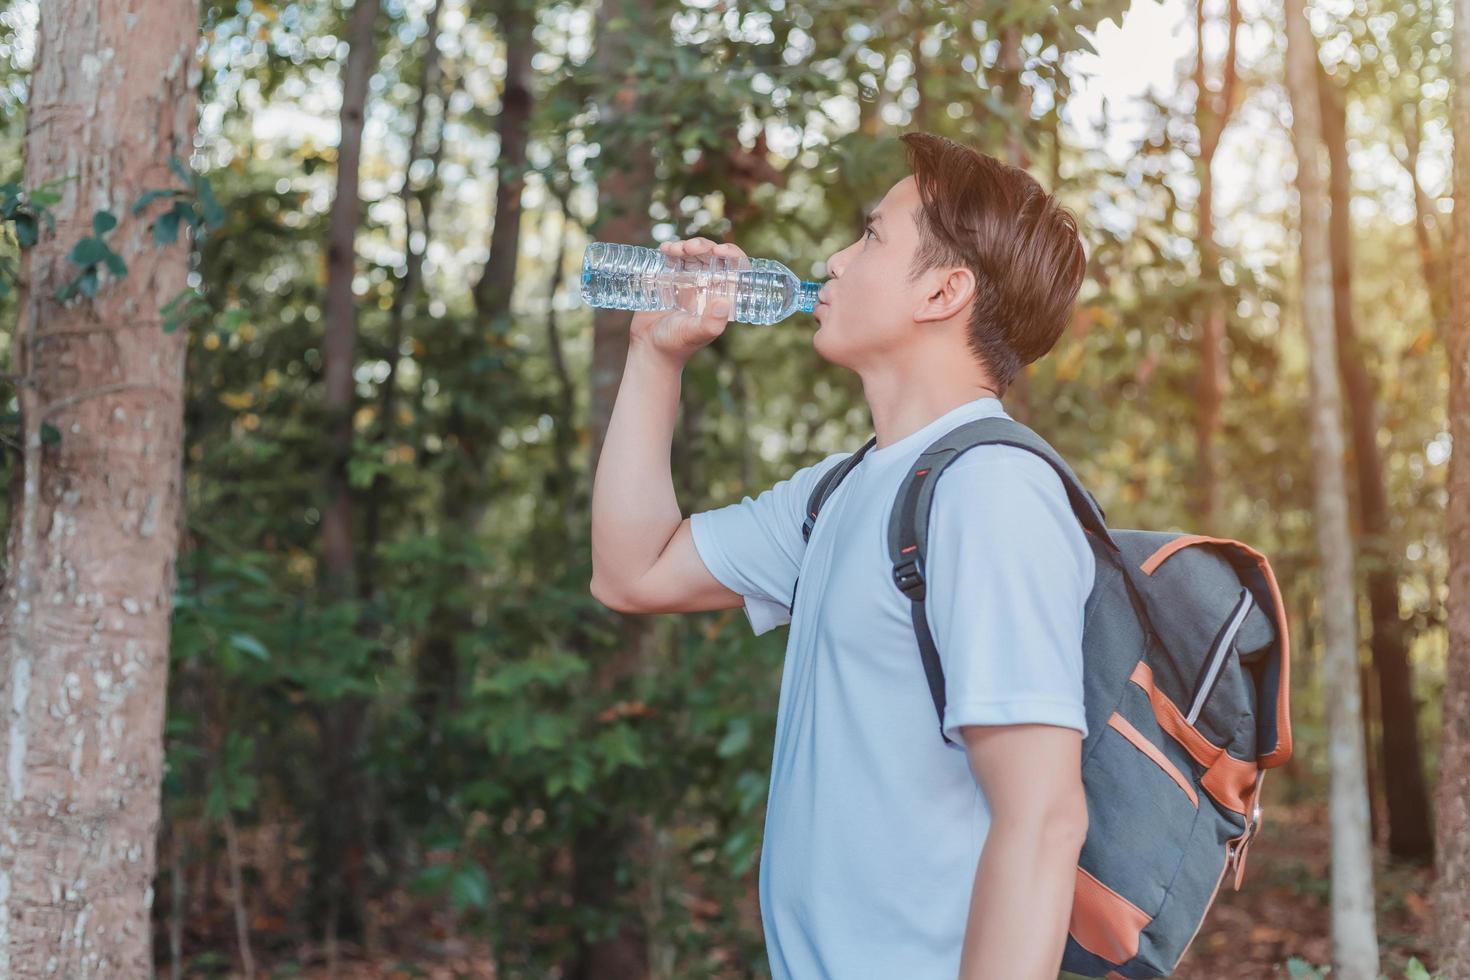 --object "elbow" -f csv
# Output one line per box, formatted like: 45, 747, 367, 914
589, 574, 640, 614
997, 787, 1088, 858
1044, 789, 1090, 857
